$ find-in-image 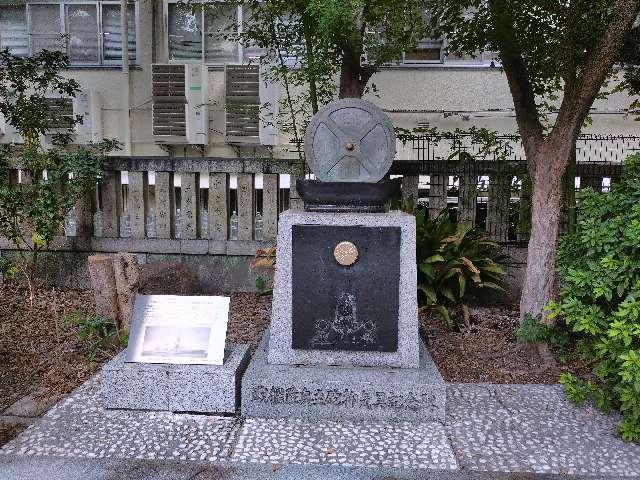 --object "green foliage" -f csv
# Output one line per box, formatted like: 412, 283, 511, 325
516, 314, 551, 343
424, 1, 637, 113
0, 49, 119, 295
516, 314, 573, 363
64, 309, 127, 362
255, 276, 272, 296
546, 154, 640, 442
305, 0, 428, 70
396, 126, 517, 164
619, 23, 640, 120
413, 207, 507, 328
0, 49, 80, 144
250, 247, 276, 296
0, 255, 18, 279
